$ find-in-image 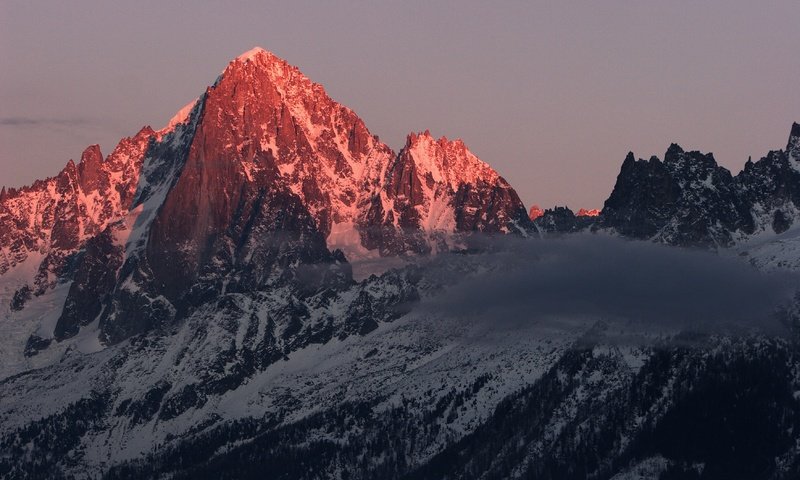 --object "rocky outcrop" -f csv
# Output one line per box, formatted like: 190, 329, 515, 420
53, 227, 123, 341
736, 122, 800, 235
